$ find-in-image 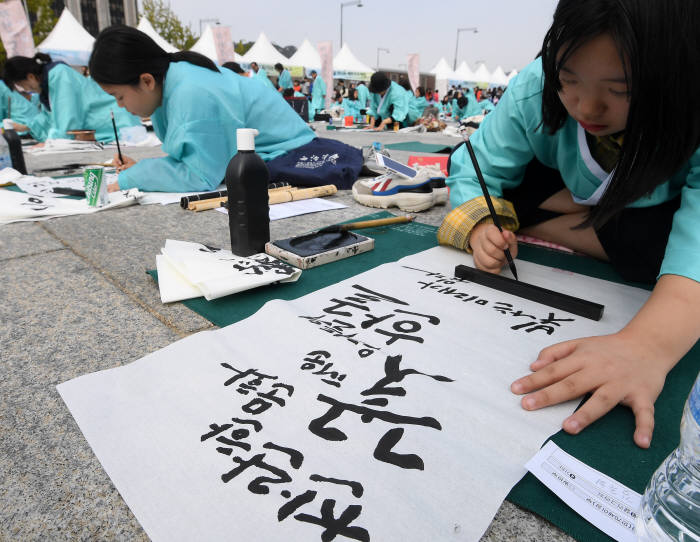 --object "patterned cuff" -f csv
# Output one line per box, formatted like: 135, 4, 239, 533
437, 196, 519, 253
